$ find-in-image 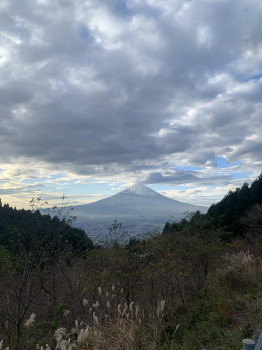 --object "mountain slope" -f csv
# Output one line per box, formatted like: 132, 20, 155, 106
71, 184, 207, 240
